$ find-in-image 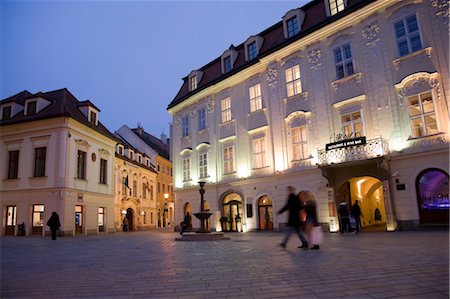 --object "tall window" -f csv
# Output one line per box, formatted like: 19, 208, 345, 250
34, 147, 46, 177
32, 204, 44, 228
249, 84, 262, 112
90, 111, 97, 124
99, 158, 107, 184
98, 207, 105, 232
183, 158, 191, 181
248, 42, 257, 60
292, 126, 309, 160
341, 111, 364, 137
334, 43, 354, 80
394, 14, 422, 57
286, 16, 299, 37
122, 176, 128, 195
150, 185, 154, 200
27, 101, 37, 115
190, 75, 197, 90
77, 150, 86, 179
182, 115, 189, 137
198, 107, 206, 131
223, 146, 234, 174
2, 106, 11, 120
329, 0, 345, 16
224, 56, 232, 73
285, 65, 302, 97
221, 97, 232, 123
142, 183, 147, 199
408, 91, 438, 138
133, 180, 137, 197
199, 153, 208, 179
253, 137, 266, 169
8, 150, 19, 179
